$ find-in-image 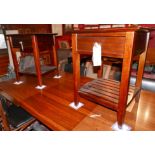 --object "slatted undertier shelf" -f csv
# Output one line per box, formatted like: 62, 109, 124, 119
19, 65, 57, 75
79, 79, 140, 111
